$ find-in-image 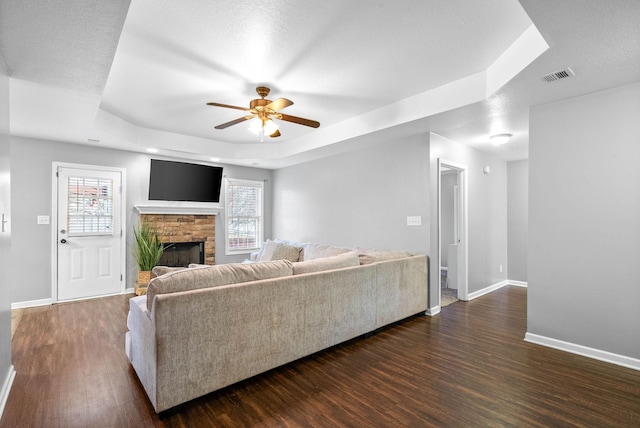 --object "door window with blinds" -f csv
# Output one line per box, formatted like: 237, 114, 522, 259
67, 176, 114, 236
225, 178, 263, 254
